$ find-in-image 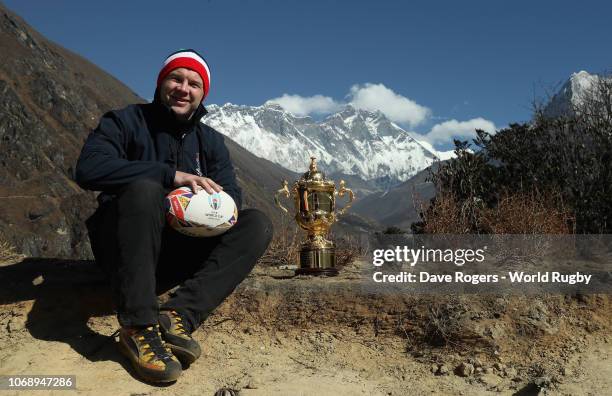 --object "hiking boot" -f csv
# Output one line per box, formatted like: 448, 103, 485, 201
117, 325, 182, 383
158, 309, 202, 365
